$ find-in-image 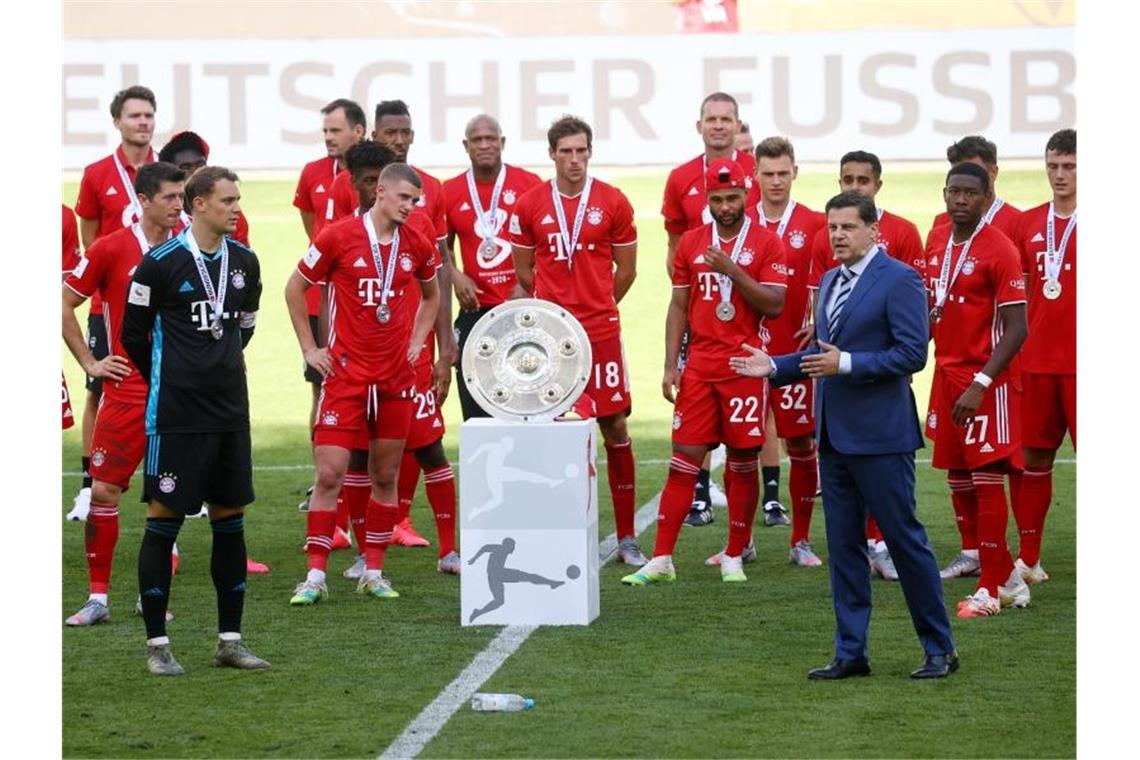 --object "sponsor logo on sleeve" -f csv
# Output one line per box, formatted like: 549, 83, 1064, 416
303, 245, 321, 268
128, 282, 151, 307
